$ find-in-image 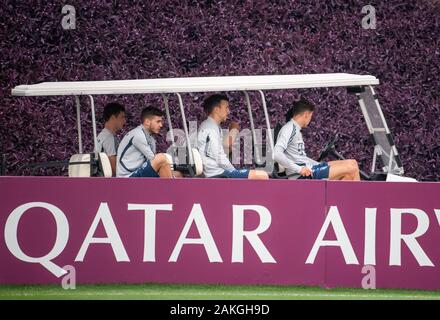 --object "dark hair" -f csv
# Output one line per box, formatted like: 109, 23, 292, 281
103, 102, 125, 122
202, 94, 229, 115
285, 99, 315, 122
141, 106, 164, 122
